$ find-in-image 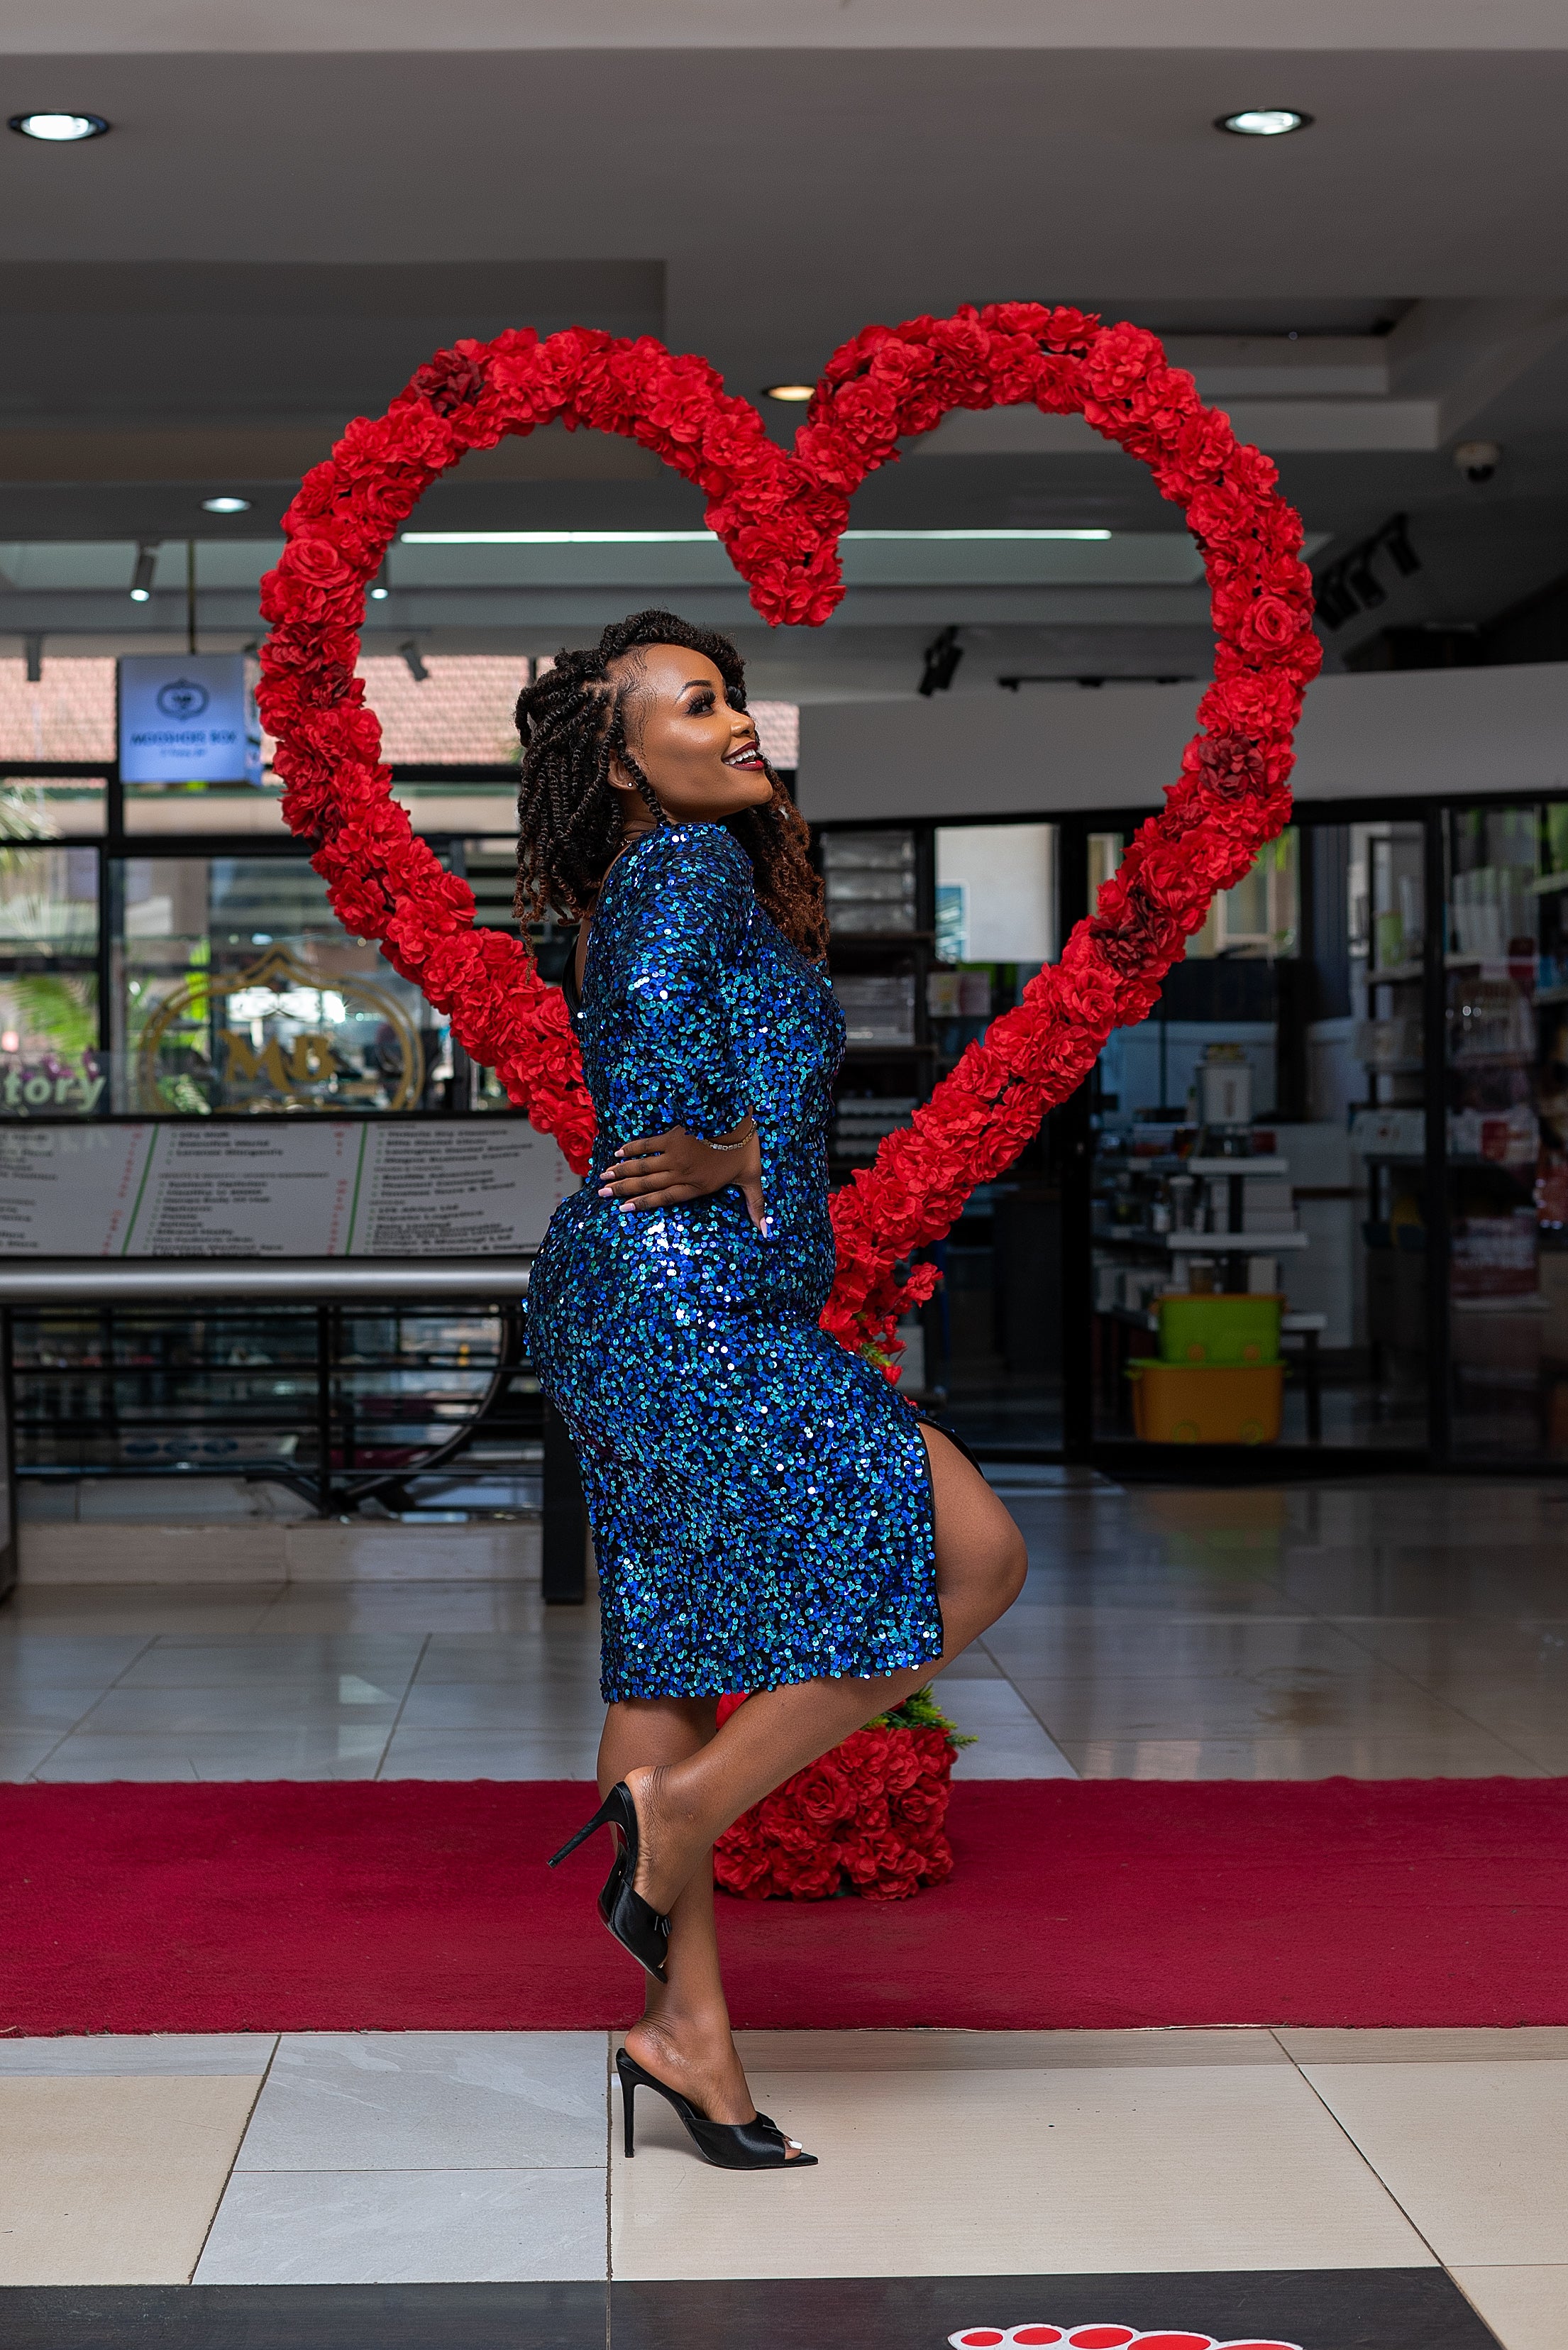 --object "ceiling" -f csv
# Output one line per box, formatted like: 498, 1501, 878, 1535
1, 14, 1567, 704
